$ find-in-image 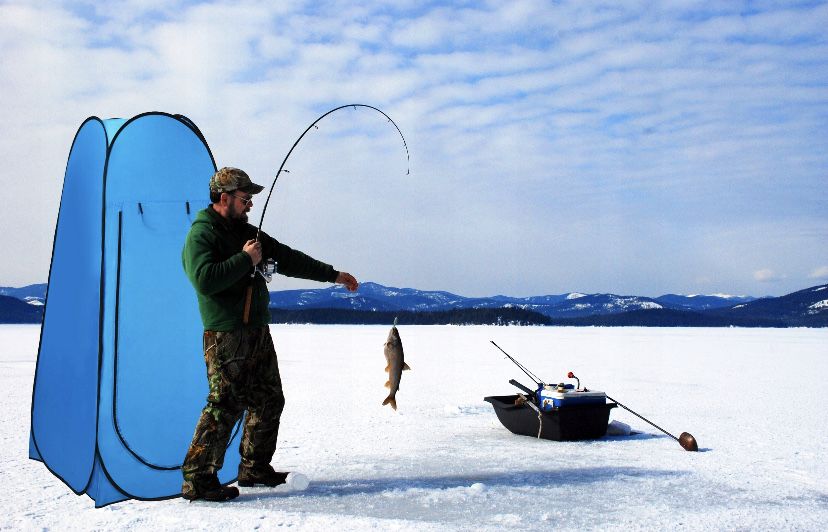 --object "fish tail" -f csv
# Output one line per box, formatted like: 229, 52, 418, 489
382, 395, 397, 410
